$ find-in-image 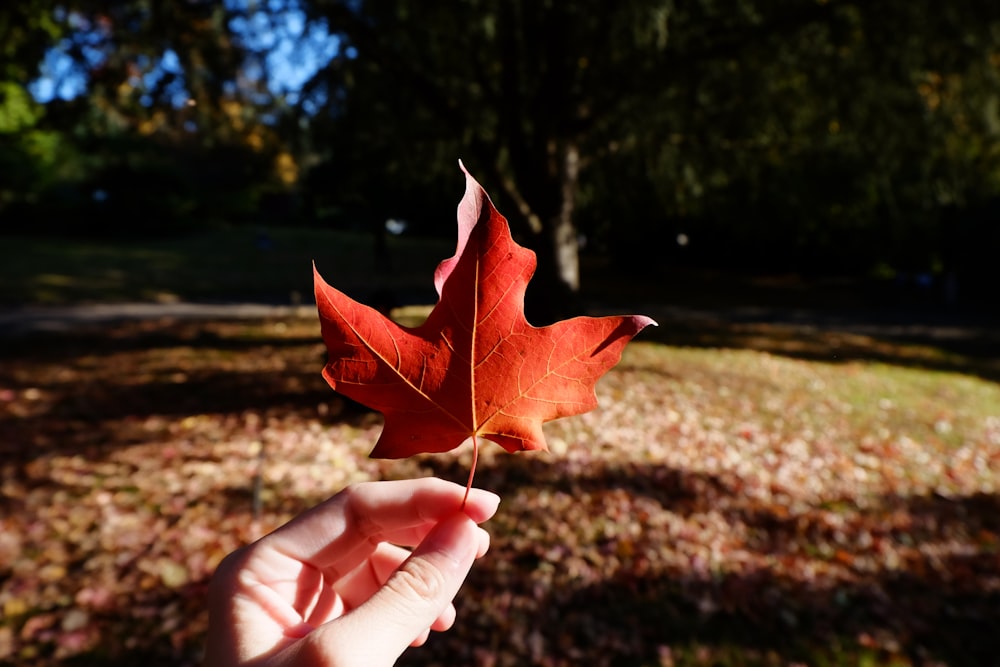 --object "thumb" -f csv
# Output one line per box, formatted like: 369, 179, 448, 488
310, 513, 485, 666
